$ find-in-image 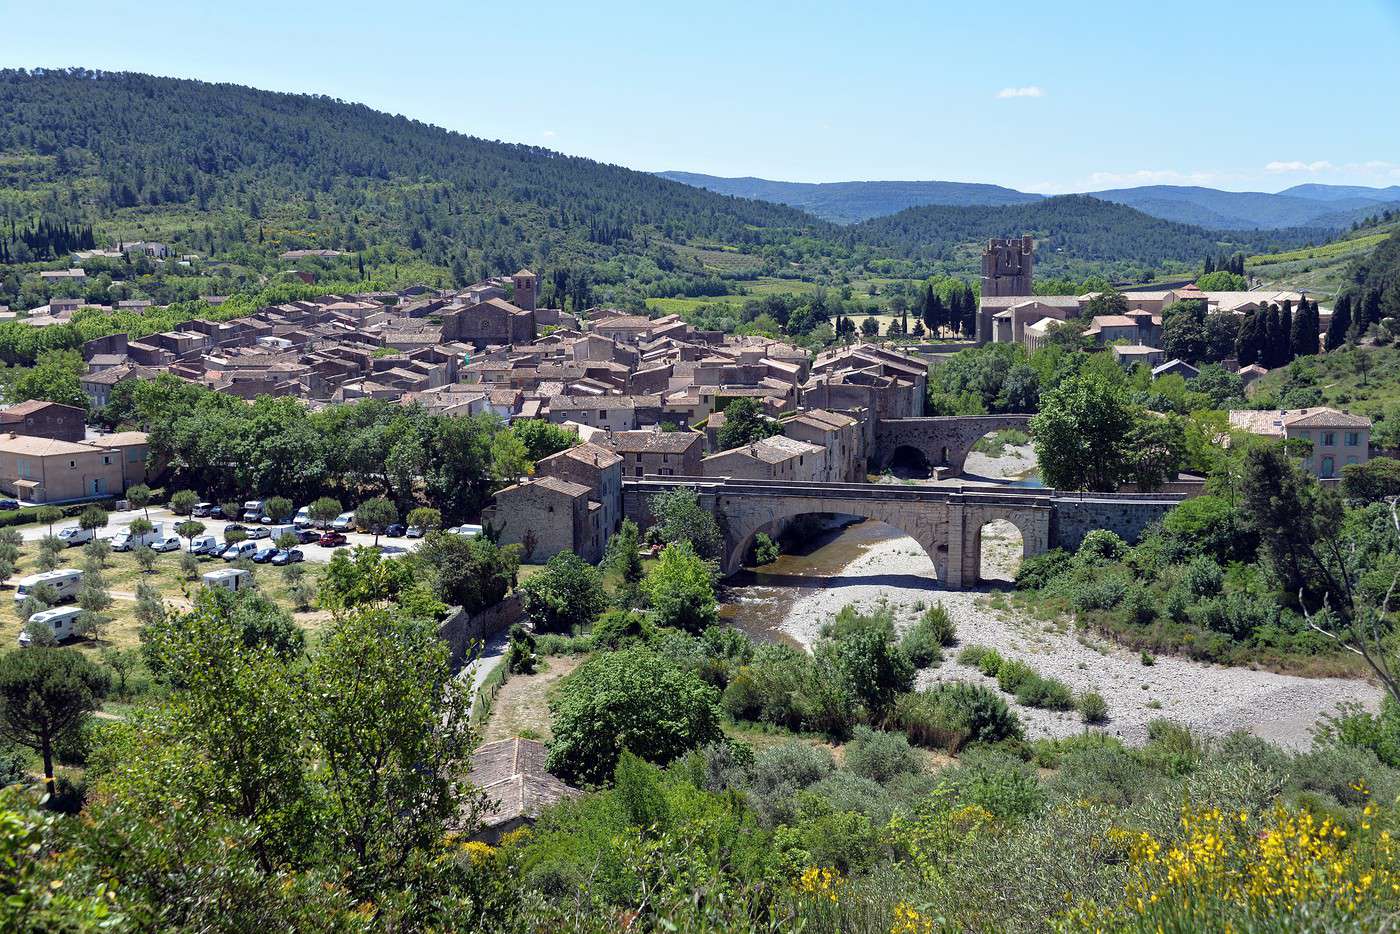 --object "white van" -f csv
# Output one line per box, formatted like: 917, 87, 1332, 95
13, 569, 83, 604
19, 607, 83, 646
112, 521, 165, 551
189, 534, 221, 556
293, 506, 312, 528
57, 527, 94, 547
222, 540, 258, 562
202, 568, 252, 592
331, 511, 356, 531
